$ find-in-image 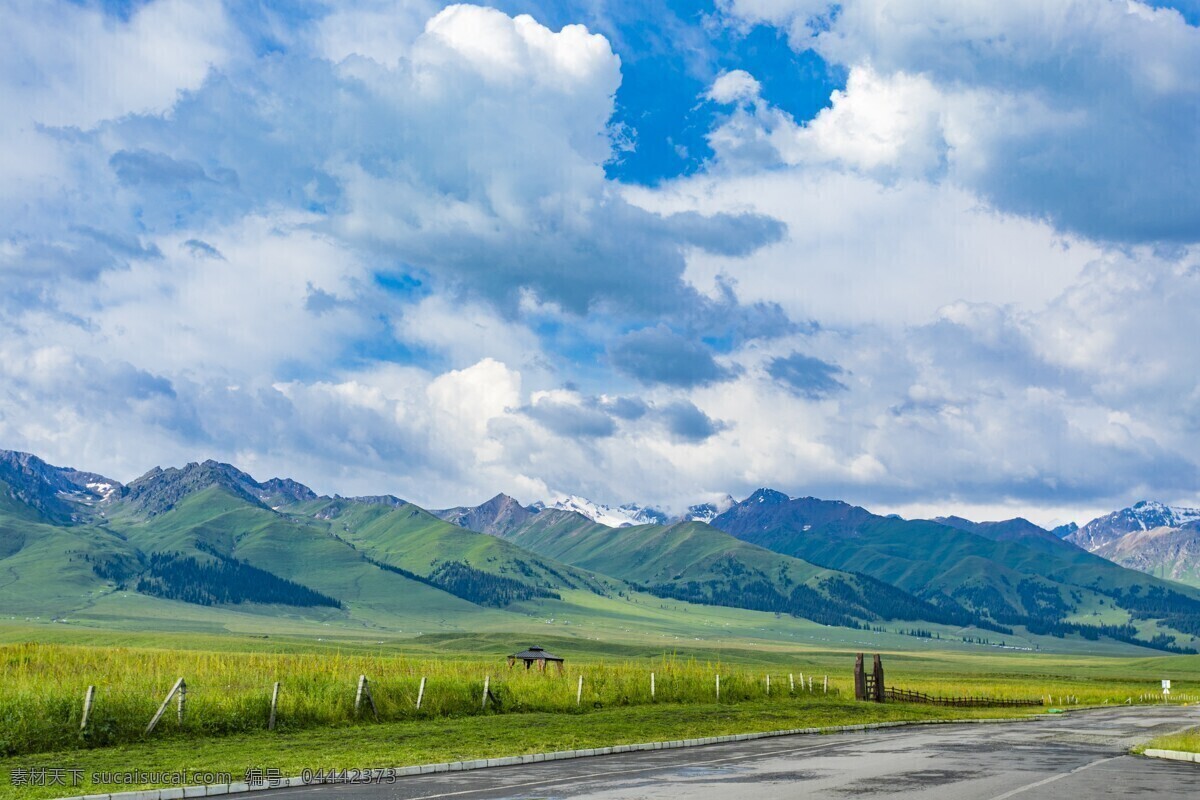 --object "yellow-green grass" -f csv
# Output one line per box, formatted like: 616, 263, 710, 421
0, 700, 1047, 800
2, 641, 851, 756
5, 638, 1199, 760
1135, 726, 1200, 754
